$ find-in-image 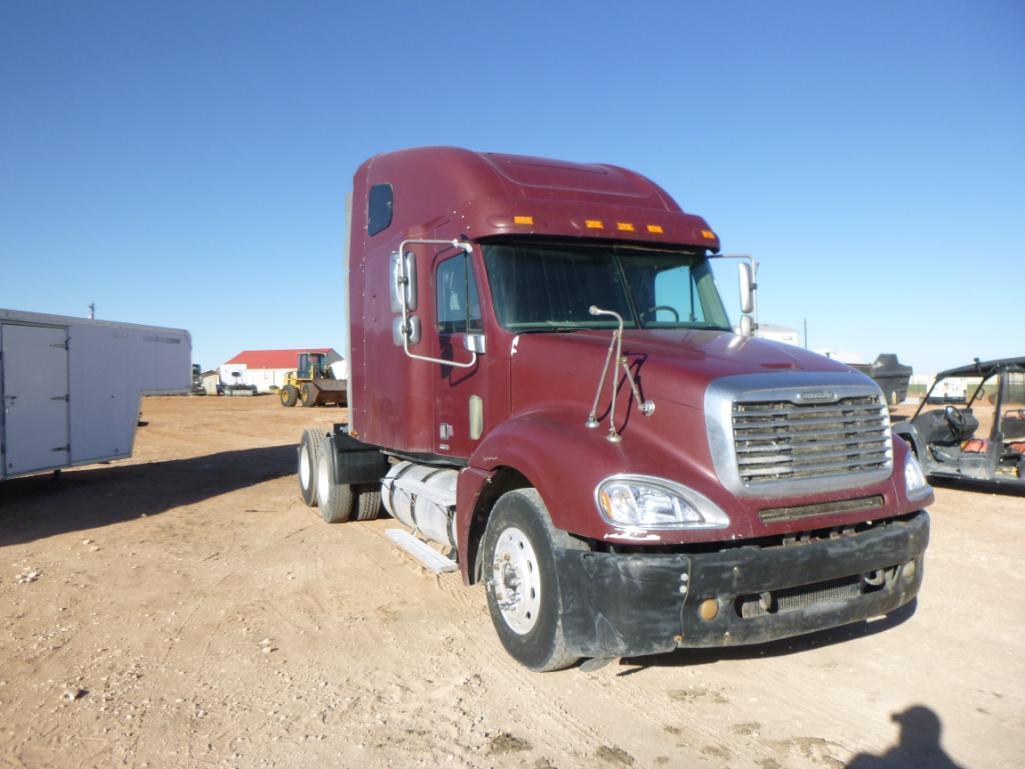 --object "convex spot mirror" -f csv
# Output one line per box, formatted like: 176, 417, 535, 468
392, 316, 421, 346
